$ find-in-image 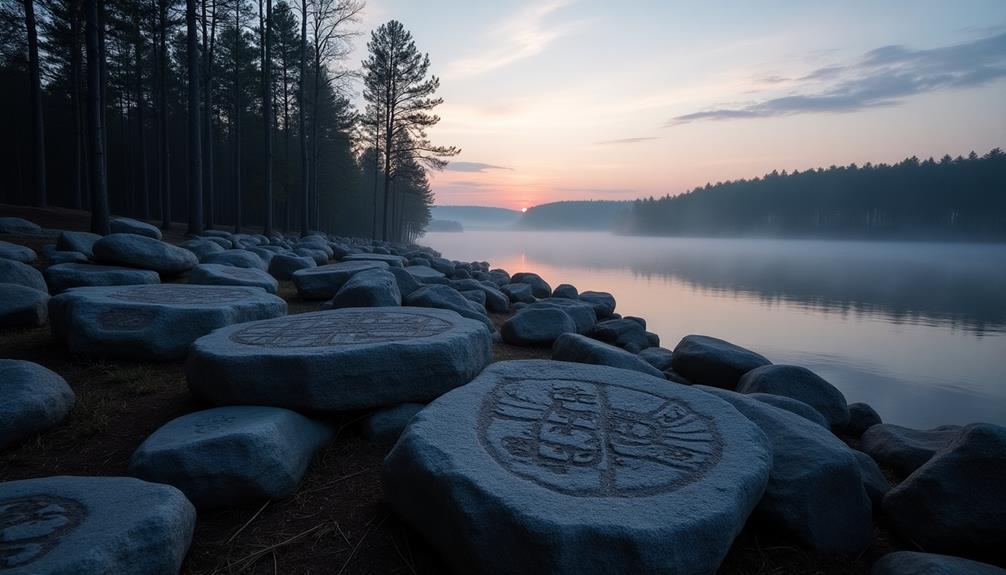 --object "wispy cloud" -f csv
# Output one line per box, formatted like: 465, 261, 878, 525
668, 31, 1006, 125
595, 137, 659, 145
443, 0, 582, 78
444, 161, 513, 173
